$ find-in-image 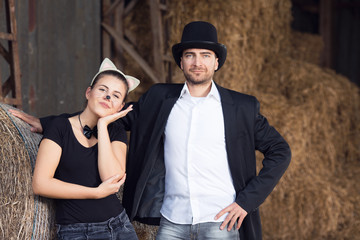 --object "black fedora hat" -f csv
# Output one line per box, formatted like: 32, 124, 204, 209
172, 21, 227, 71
